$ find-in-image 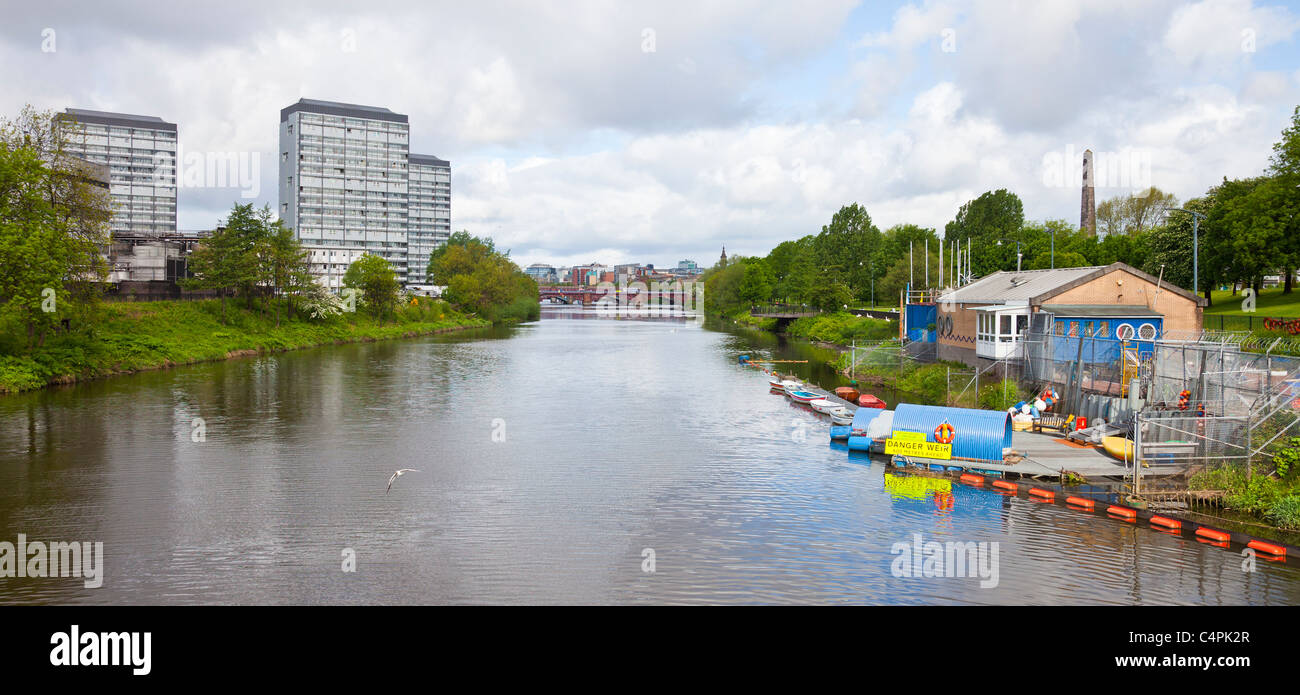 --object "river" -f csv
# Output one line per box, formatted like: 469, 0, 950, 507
2, 307, 1298, 604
